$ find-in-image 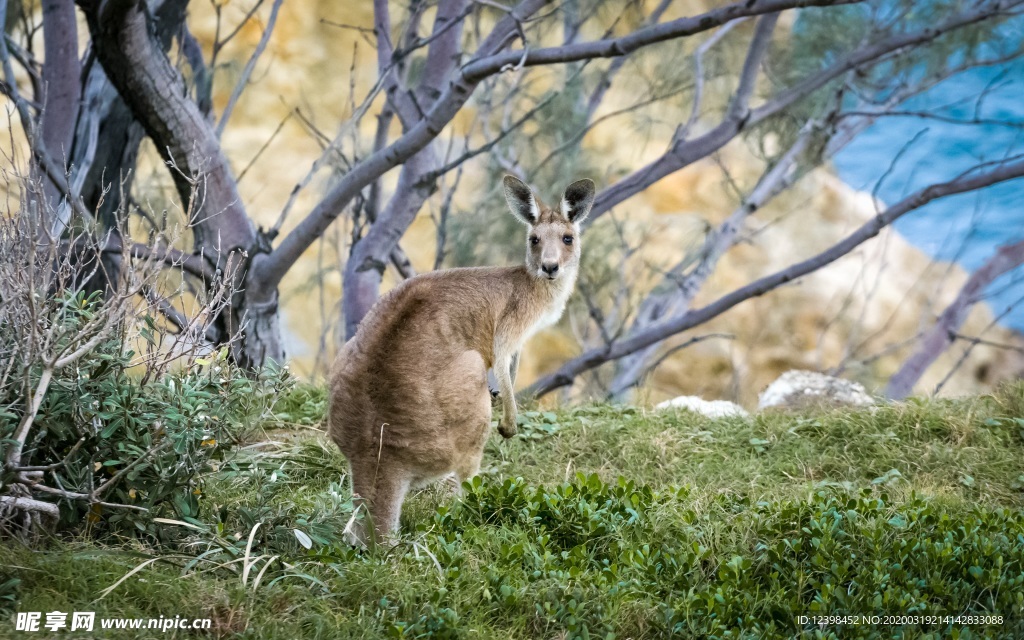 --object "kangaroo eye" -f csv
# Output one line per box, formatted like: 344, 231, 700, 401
530, 236, 539, 245
562, 235, 573, 245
